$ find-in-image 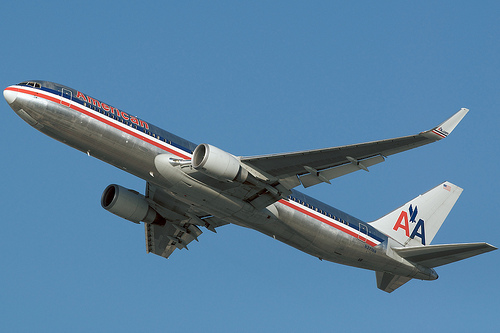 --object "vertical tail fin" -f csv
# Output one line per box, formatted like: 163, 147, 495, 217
369, 181, 463, 247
